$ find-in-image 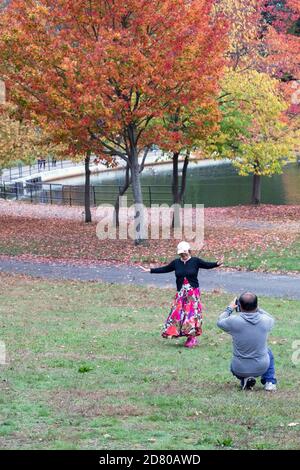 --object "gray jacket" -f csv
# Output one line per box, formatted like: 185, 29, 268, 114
217, 307, 275, 377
